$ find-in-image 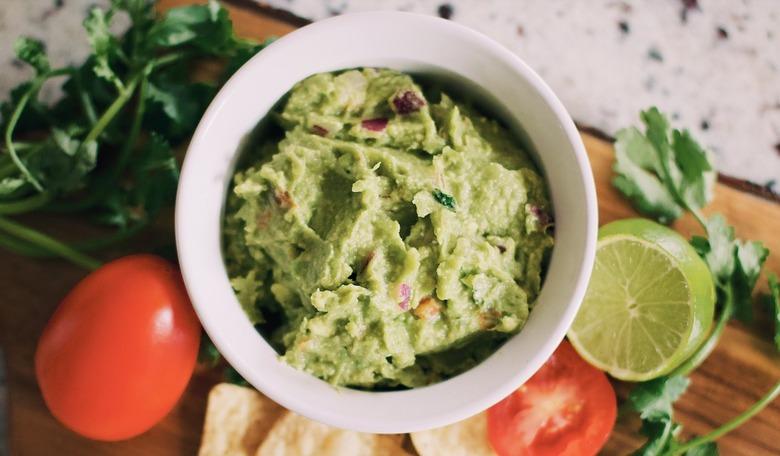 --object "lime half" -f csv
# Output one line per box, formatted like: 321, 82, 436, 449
568, 218, 715, 381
